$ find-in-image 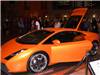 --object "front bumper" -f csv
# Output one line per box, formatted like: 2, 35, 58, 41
1, 58, 27, 73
